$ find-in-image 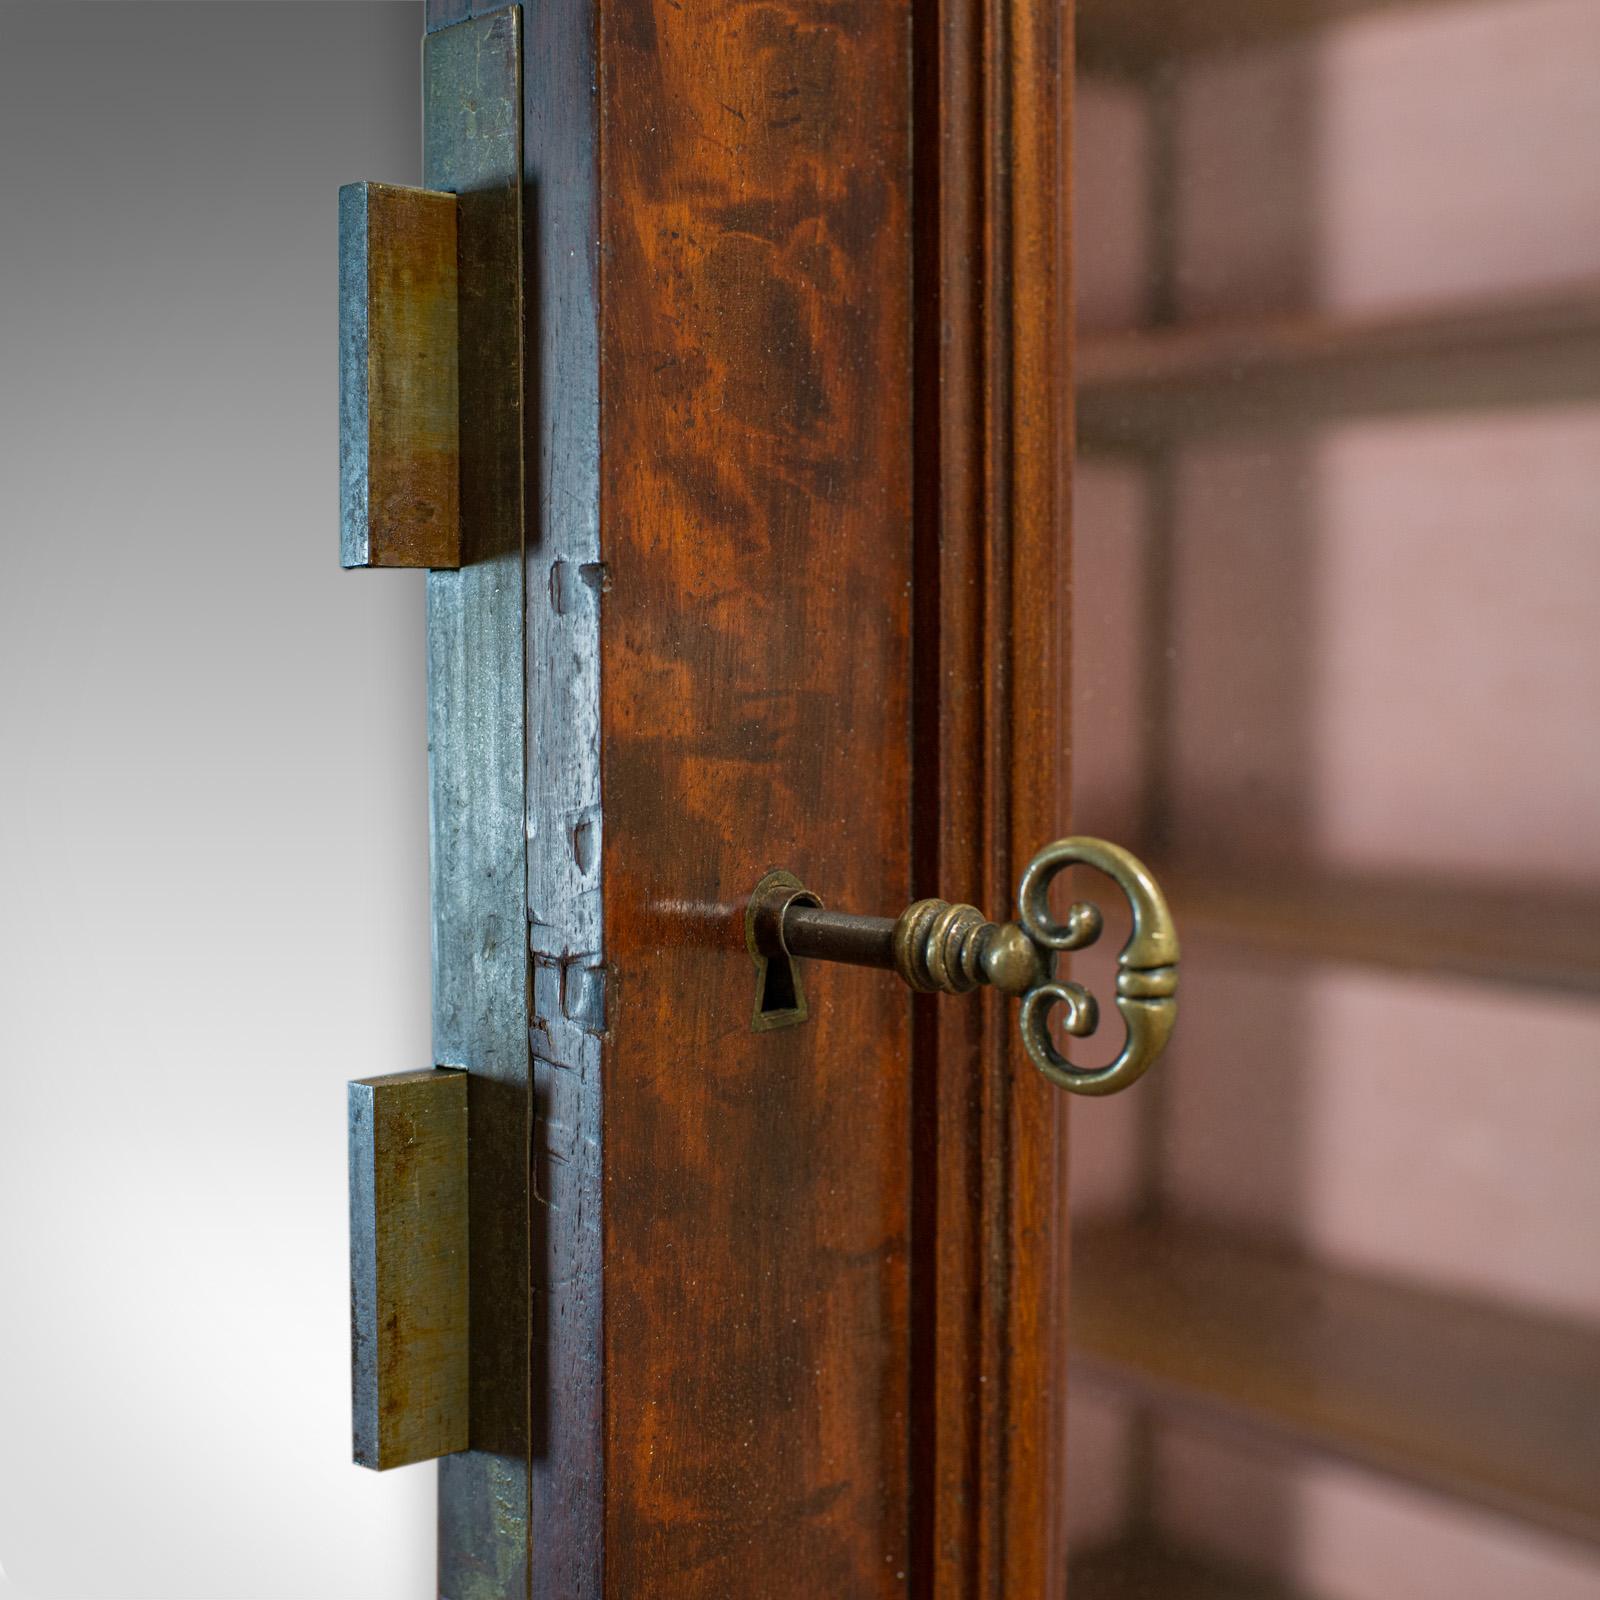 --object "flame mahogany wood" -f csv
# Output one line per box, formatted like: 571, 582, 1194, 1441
599, 1, 915, 1593
422, 1, 1070, 1593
